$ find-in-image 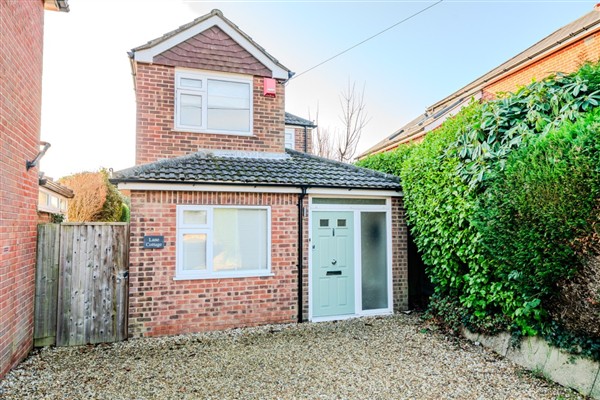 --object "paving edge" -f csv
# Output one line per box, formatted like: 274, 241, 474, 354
461, 328, 600, 399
